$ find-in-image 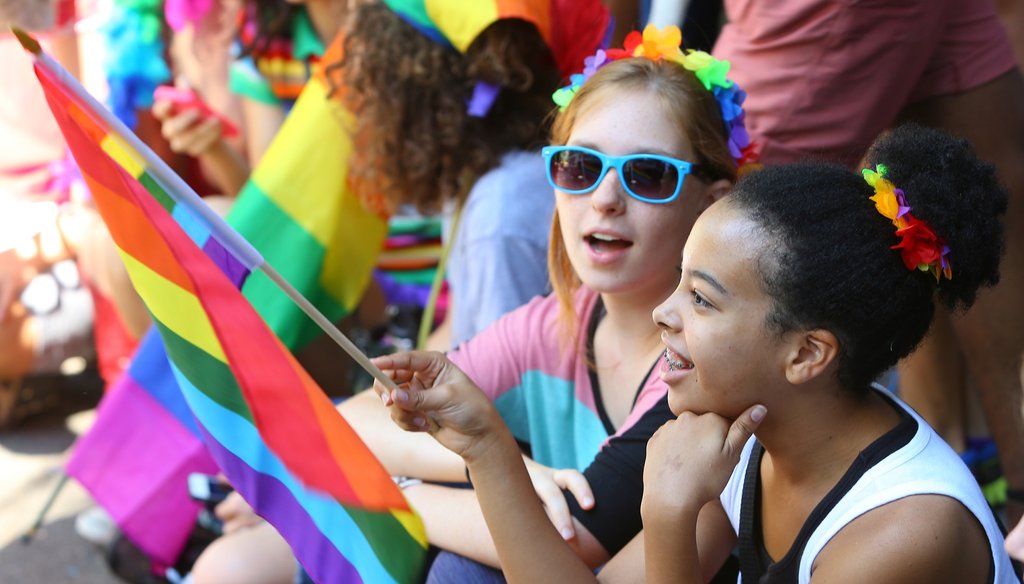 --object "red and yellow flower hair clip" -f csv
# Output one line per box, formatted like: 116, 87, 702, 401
863, 164, 953, 282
